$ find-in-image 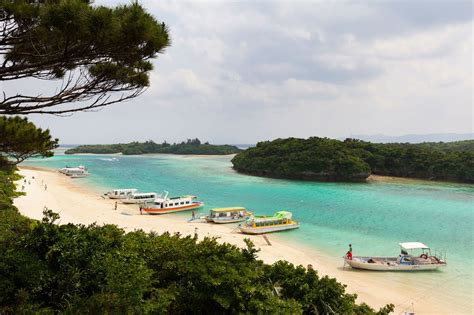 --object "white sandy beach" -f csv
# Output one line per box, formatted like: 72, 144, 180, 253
14, 166, 470, 314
